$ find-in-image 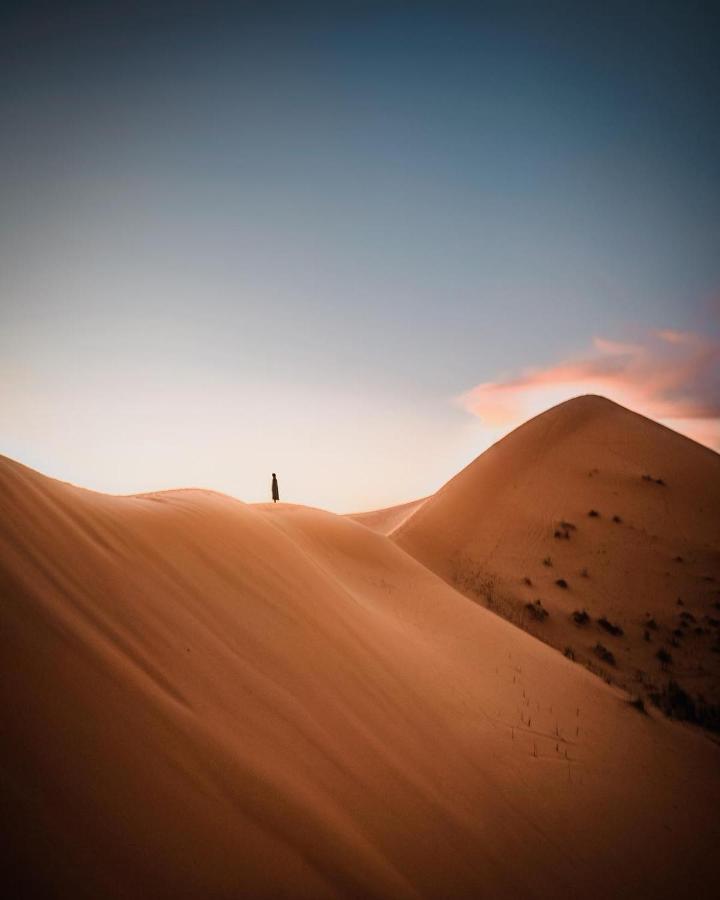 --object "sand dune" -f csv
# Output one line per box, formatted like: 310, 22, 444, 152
346, 497, 428, 534
394, 395, 720, 722
2, 441, 720, 898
